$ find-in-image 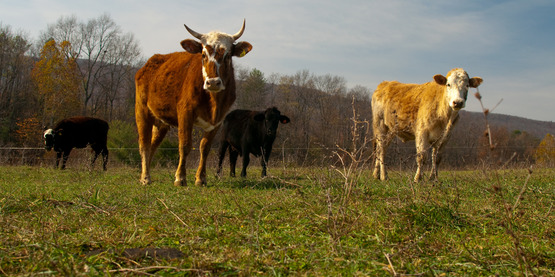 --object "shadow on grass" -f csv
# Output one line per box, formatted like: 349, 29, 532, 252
85, 247, 184, 261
